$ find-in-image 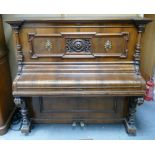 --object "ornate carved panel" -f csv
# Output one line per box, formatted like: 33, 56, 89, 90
28, 32, 129, 59
66, 39, 91, 53
63, 38, 94, 58
62, 32, 95, 58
